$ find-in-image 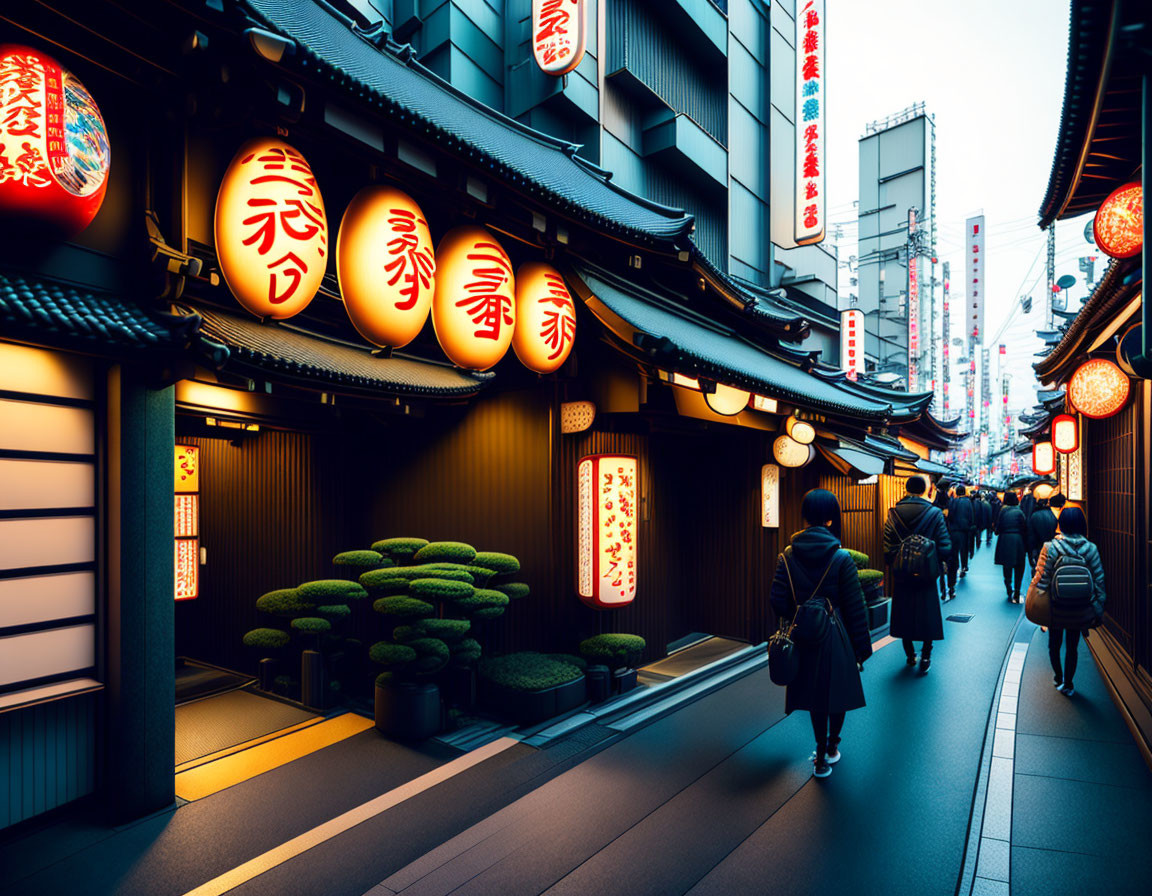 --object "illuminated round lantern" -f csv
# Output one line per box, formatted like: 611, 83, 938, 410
577, 454, 637, 609
1068, 358, 1130, 419
1093, 182, 1142, 259
773, 434, 814, 468
704, 382, 751, 416
512, 262, 577, 374
1033, 482, 1056, 502
432, 226, 515, 371
532, 0, 587, 77
1052, 414, 1079, 454
336, 186, 435, 348
1032, 441, 1055, 476
785, 415, 816, 445
0, 45, 111, 236
215, 137, 329, 320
